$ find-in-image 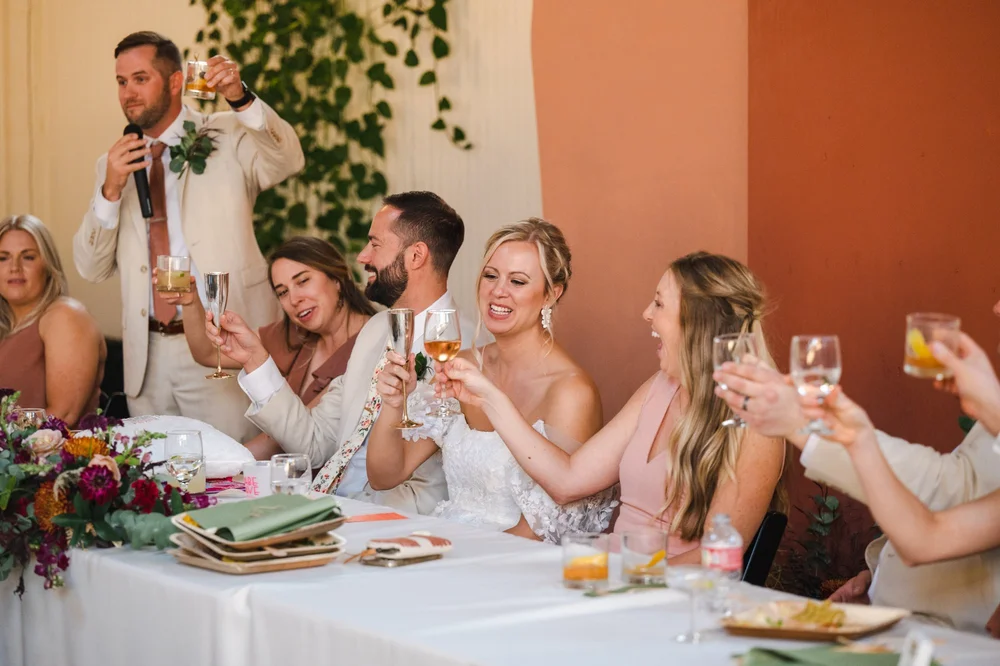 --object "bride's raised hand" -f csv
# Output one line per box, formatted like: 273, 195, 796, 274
435, 357, 500, 409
